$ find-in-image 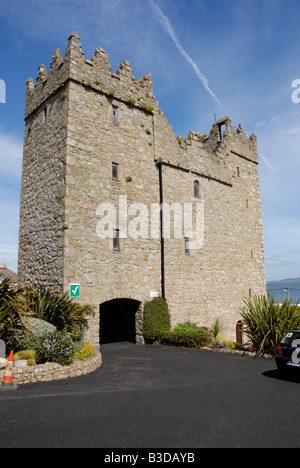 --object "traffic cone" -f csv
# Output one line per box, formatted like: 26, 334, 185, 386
0, 350, 18, 391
